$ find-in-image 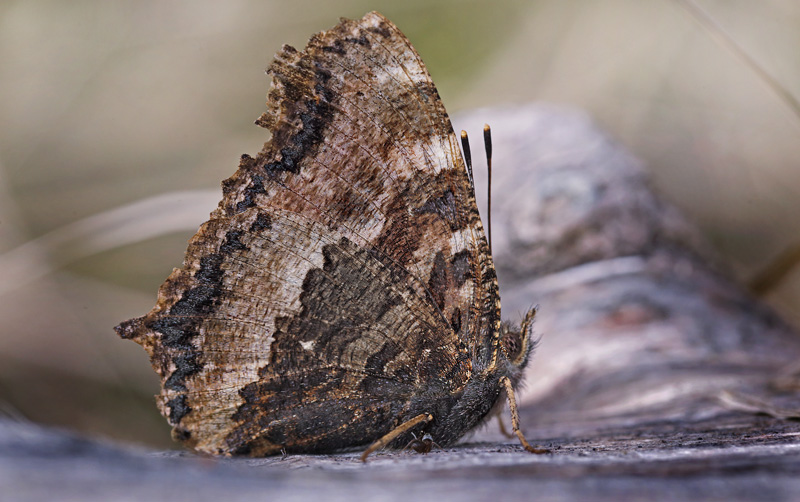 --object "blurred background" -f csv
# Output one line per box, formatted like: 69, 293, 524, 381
1, 0, 799, 449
